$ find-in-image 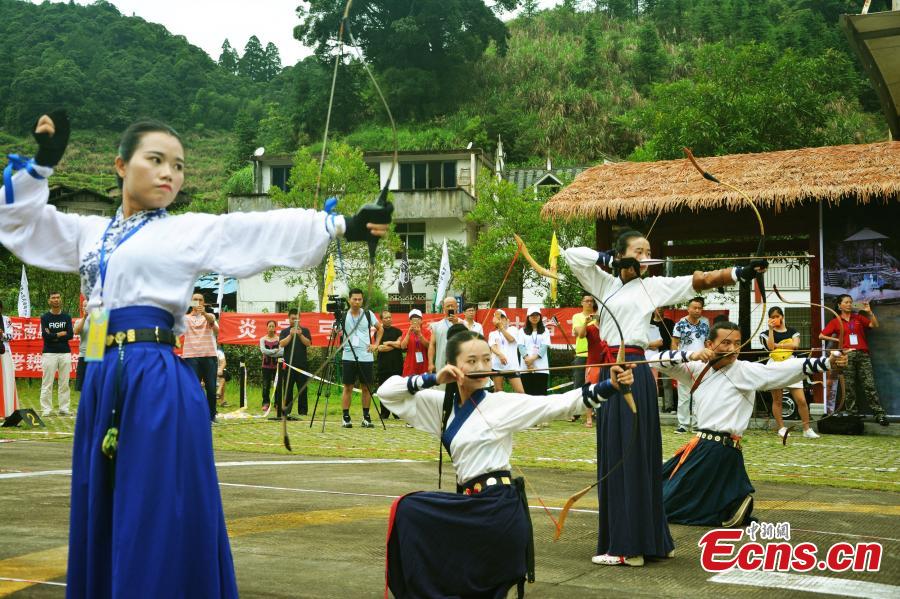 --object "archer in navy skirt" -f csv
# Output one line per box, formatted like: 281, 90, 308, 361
386, 484, 530, 598
67, 306, 237, 599
597, 351, 674, 558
